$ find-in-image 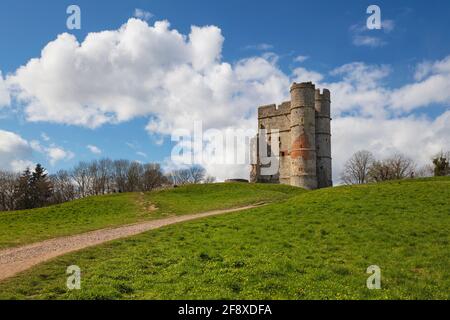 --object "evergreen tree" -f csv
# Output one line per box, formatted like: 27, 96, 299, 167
14, 164, 53, 210
30, 164, 53, 208
14, 168, 33, 210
